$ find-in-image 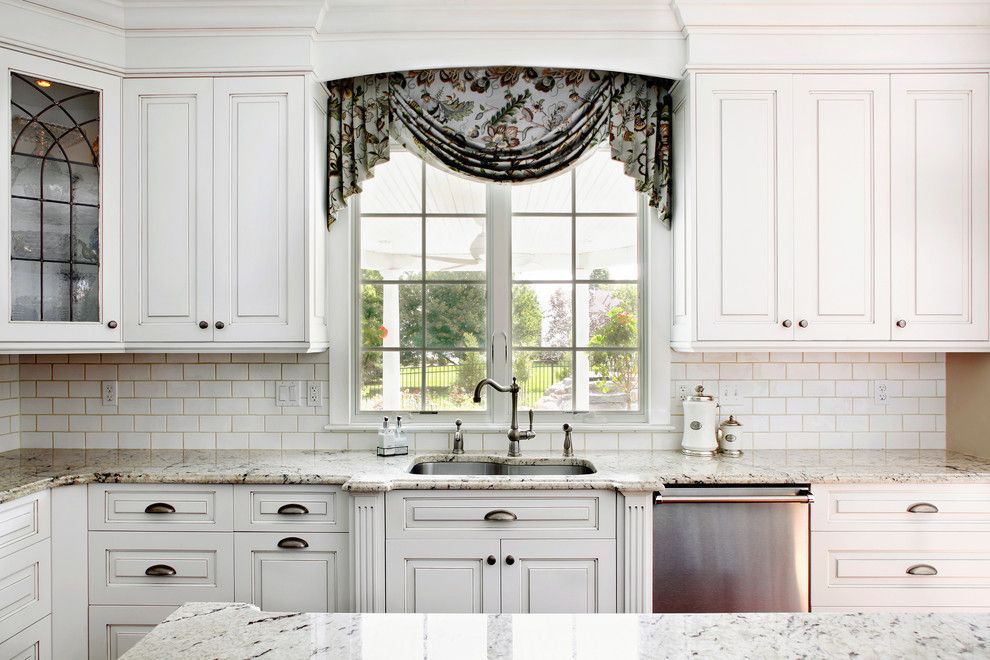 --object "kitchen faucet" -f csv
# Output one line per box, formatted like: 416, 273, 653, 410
472, 377, 534, 457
